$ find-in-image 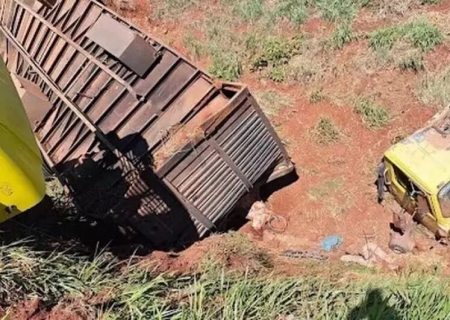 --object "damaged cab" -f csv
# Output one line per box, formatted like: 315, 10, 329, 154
378, 107, 450, 239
